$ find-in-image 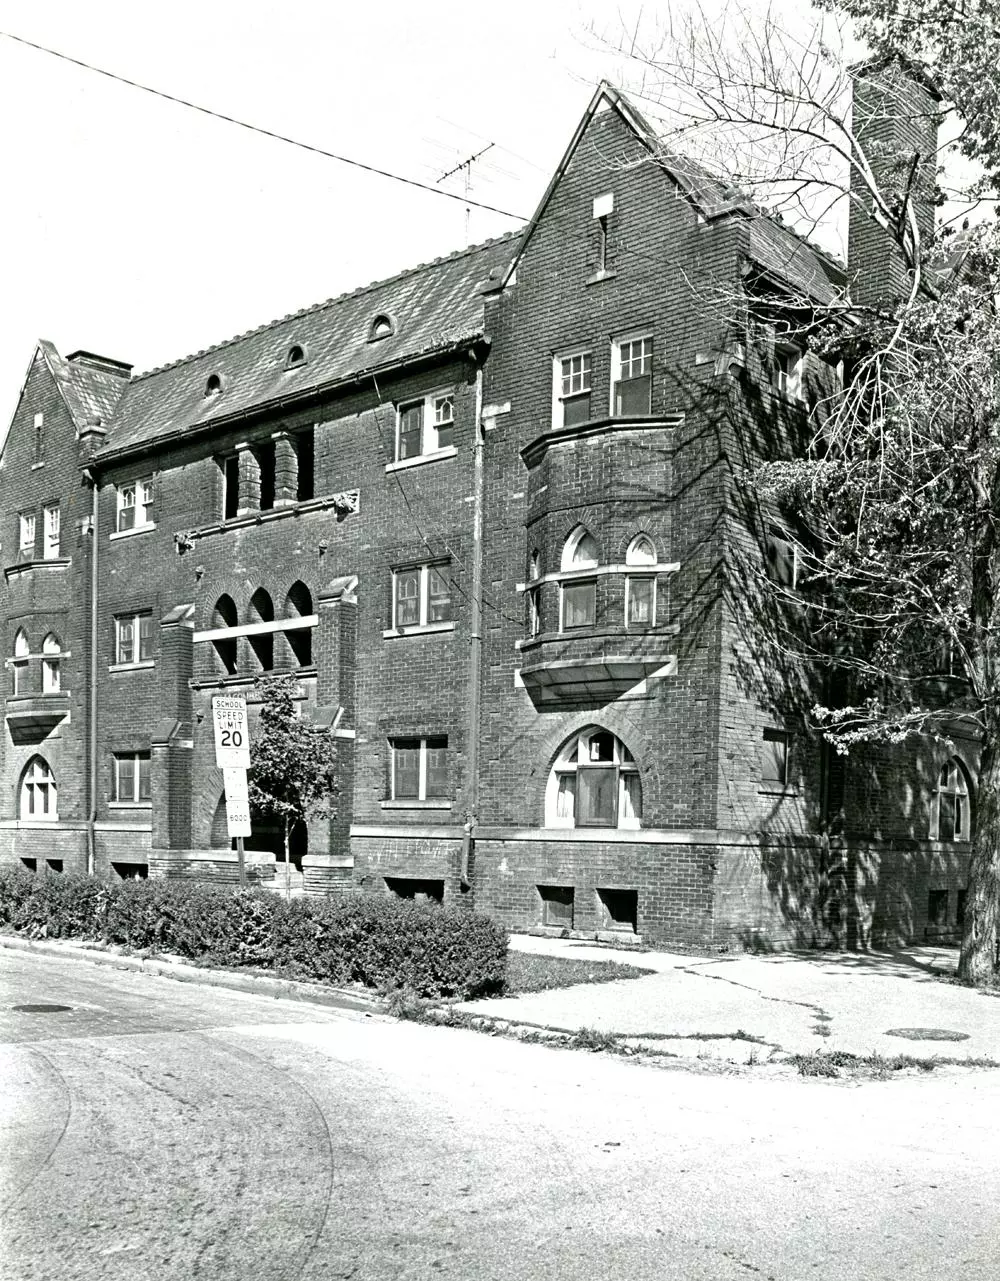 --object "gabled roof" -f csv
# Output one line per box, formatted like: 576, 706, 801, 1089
497, 81, 843, 304
38, 342, 132, 429
98, 234, 519, 461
